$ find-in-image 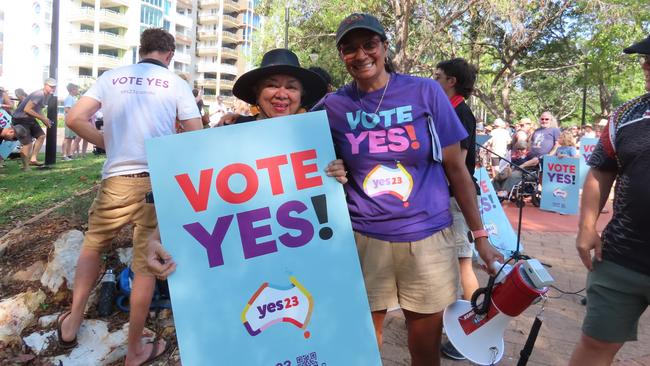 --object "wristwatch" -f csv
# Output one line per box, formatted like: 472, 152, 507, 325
467, 229, 489, 243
